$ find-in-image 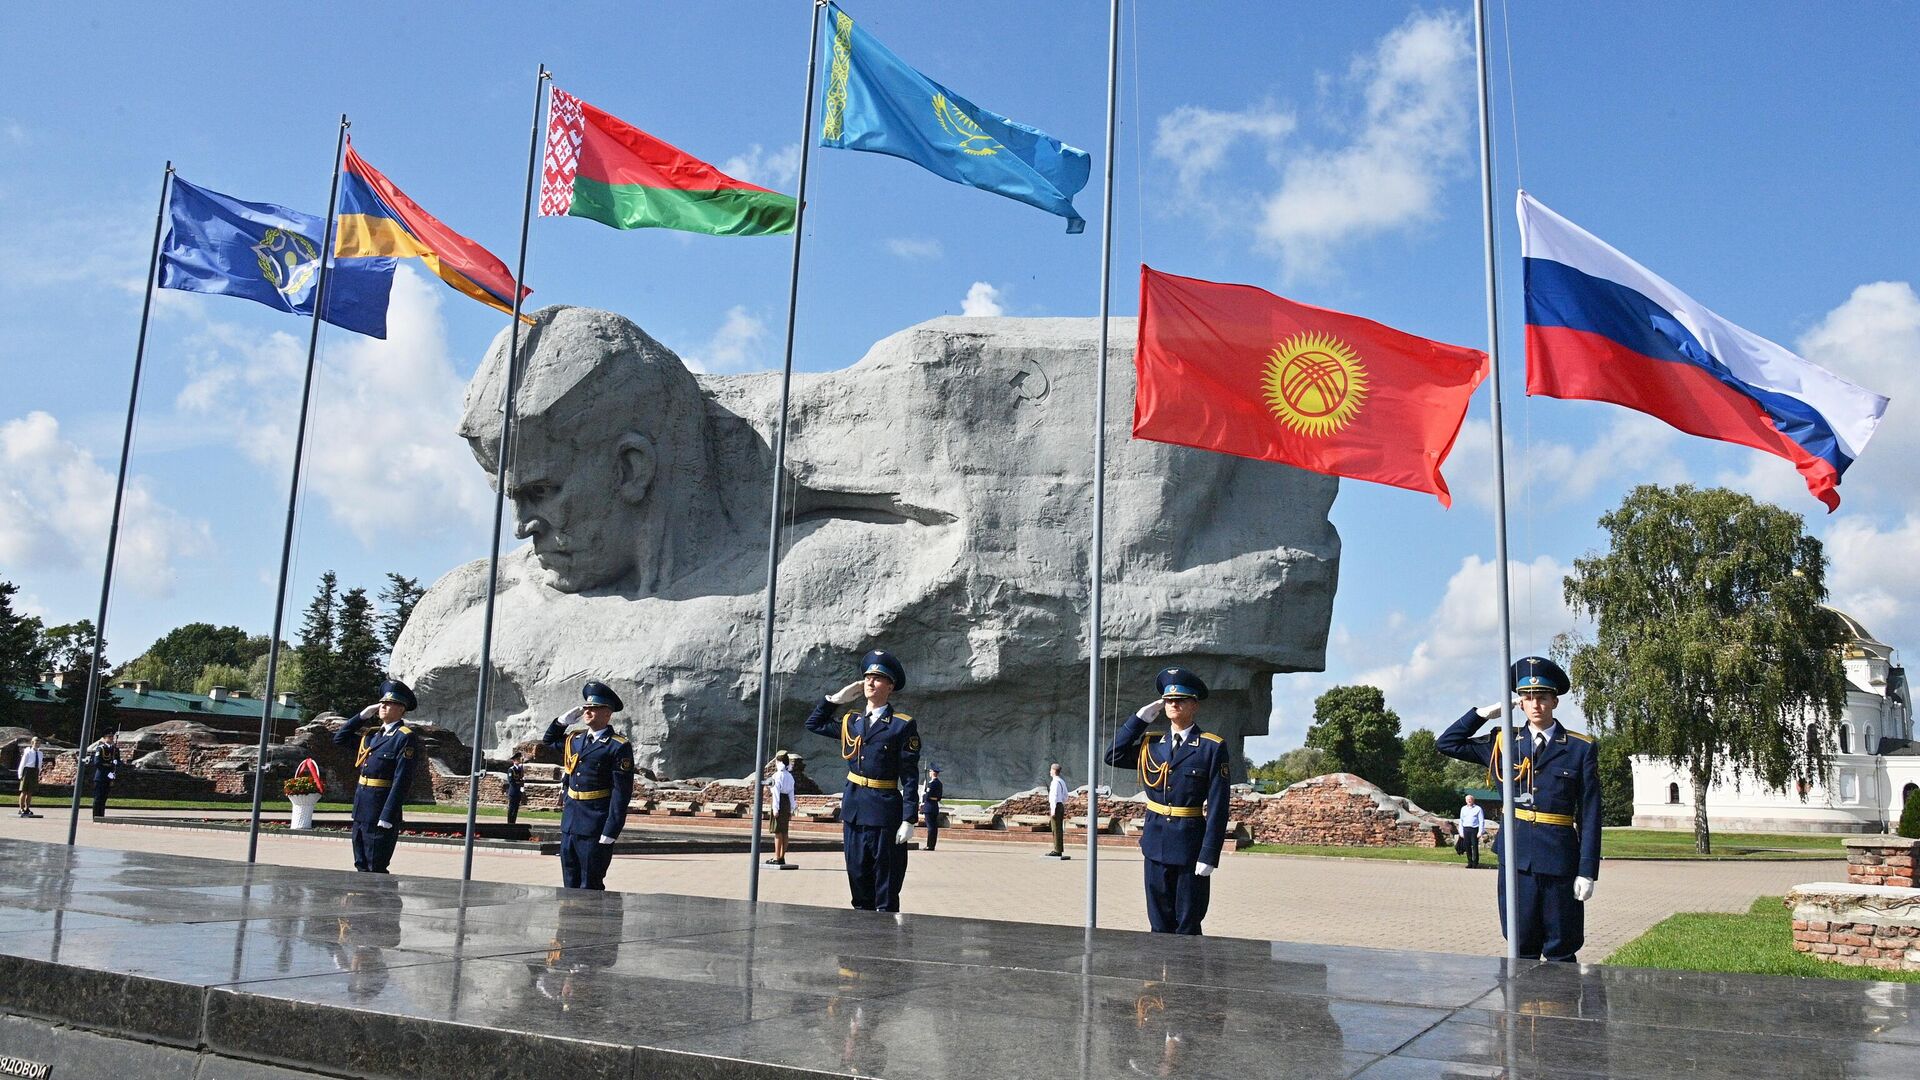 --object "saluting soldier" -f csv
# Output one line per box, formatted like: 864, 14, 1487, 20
86, 731, 122, 820
805, 650, 921, 912
1105, 668, 1232, 935
330, 680, 420, 873
1438, 656, 1602, 962
505, 752, 526, 826
541, 681, 637, 890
